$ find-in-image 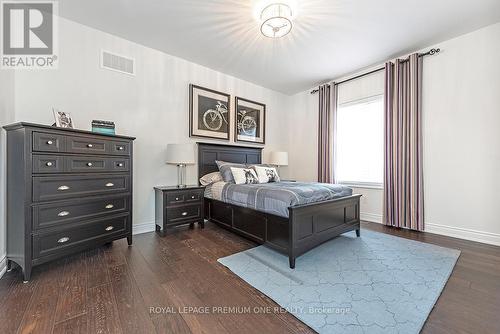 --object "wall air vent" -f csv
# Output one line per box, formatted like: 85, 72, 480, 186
101, 50, 135, 76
